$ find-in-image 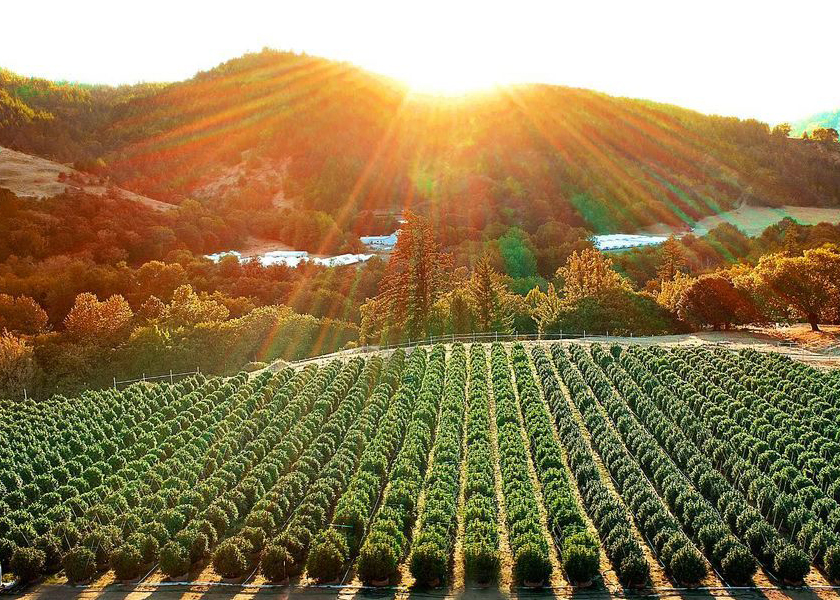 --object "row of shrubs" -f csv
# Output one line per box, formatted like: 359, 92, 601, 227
532, 346, 650, 587
508, 344, 600, 585
1, 370, 282, 581
688, 348, 840, 494
619, 347, 824, 583
262, 351, 404, 582
461, 345, 500, 584
595, 344, 814, 583
408, 343, 467, 586
646, 346, 840, 581
203, 359, 367, 580
489, 343, 552, 585
739, 348, 840, 407
356, 346, 447, 584
568, 344, 757, 585
306, 348, 428, 581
